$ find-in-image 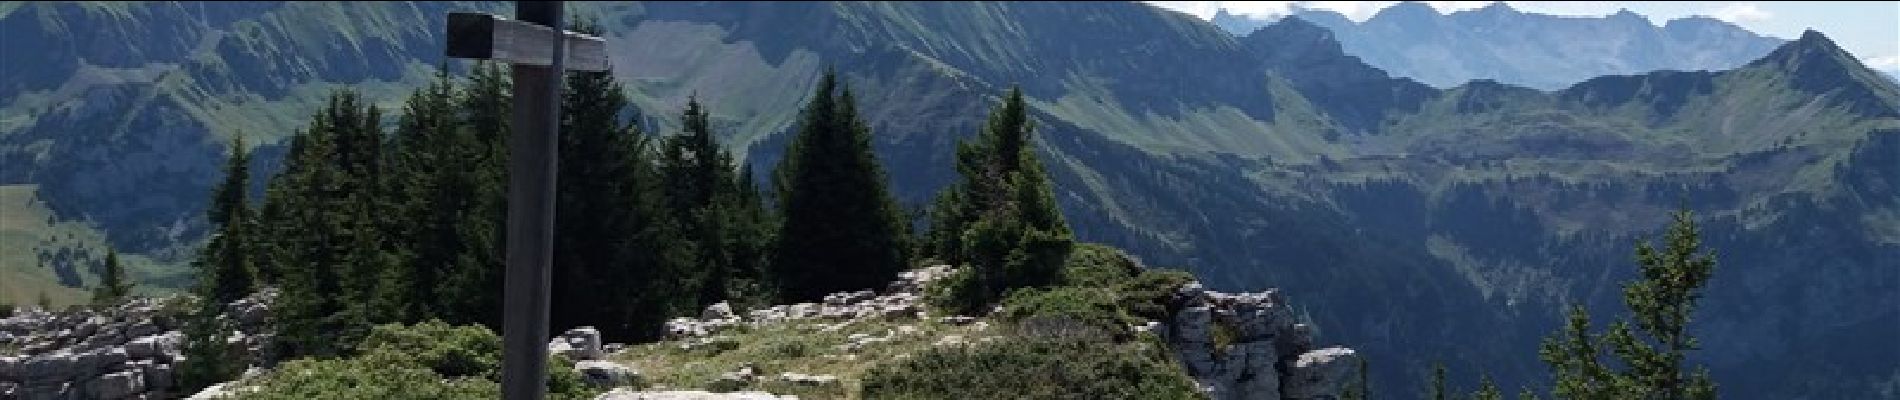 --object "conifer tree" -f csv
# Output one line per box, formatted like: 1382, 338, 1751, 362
1429, 362, 1448, 400
91, 249, 131, 305
1540, 208, 1719, 400
386, 68, 504, 328
199, 135, 256, 305
178, 135, 256, 392
770, 70, 913, 302
926, 86, 1073, 313
551, 38, 691, 340
1474, 373, 1504, 400
661, 96, 776, 308
266, 91, 392, 357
